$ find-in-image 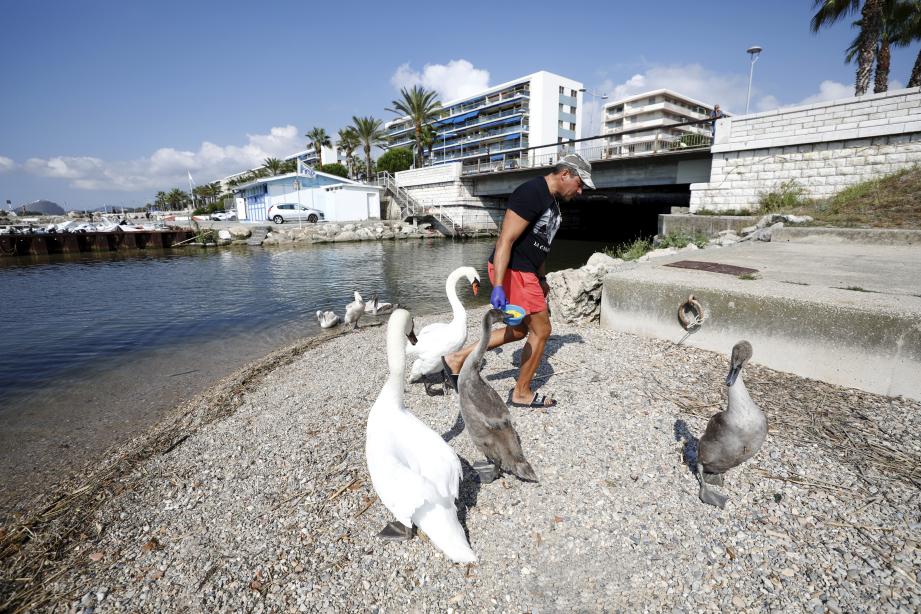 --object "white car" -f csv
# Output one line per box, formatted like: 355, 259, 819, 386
267, 203, 325, 224
210, 211, 237, 221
